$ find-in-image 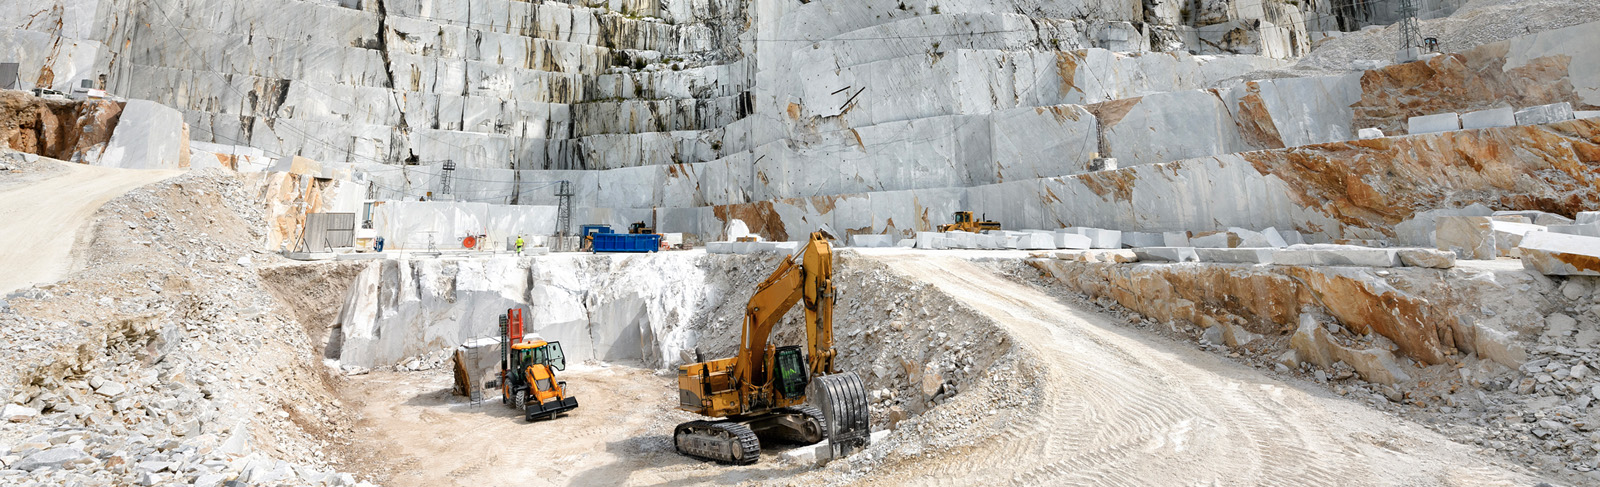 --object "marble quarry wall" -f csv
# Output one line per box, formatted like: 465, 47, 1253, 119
5, 0, 1594, 248
334, 252, 727, 367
